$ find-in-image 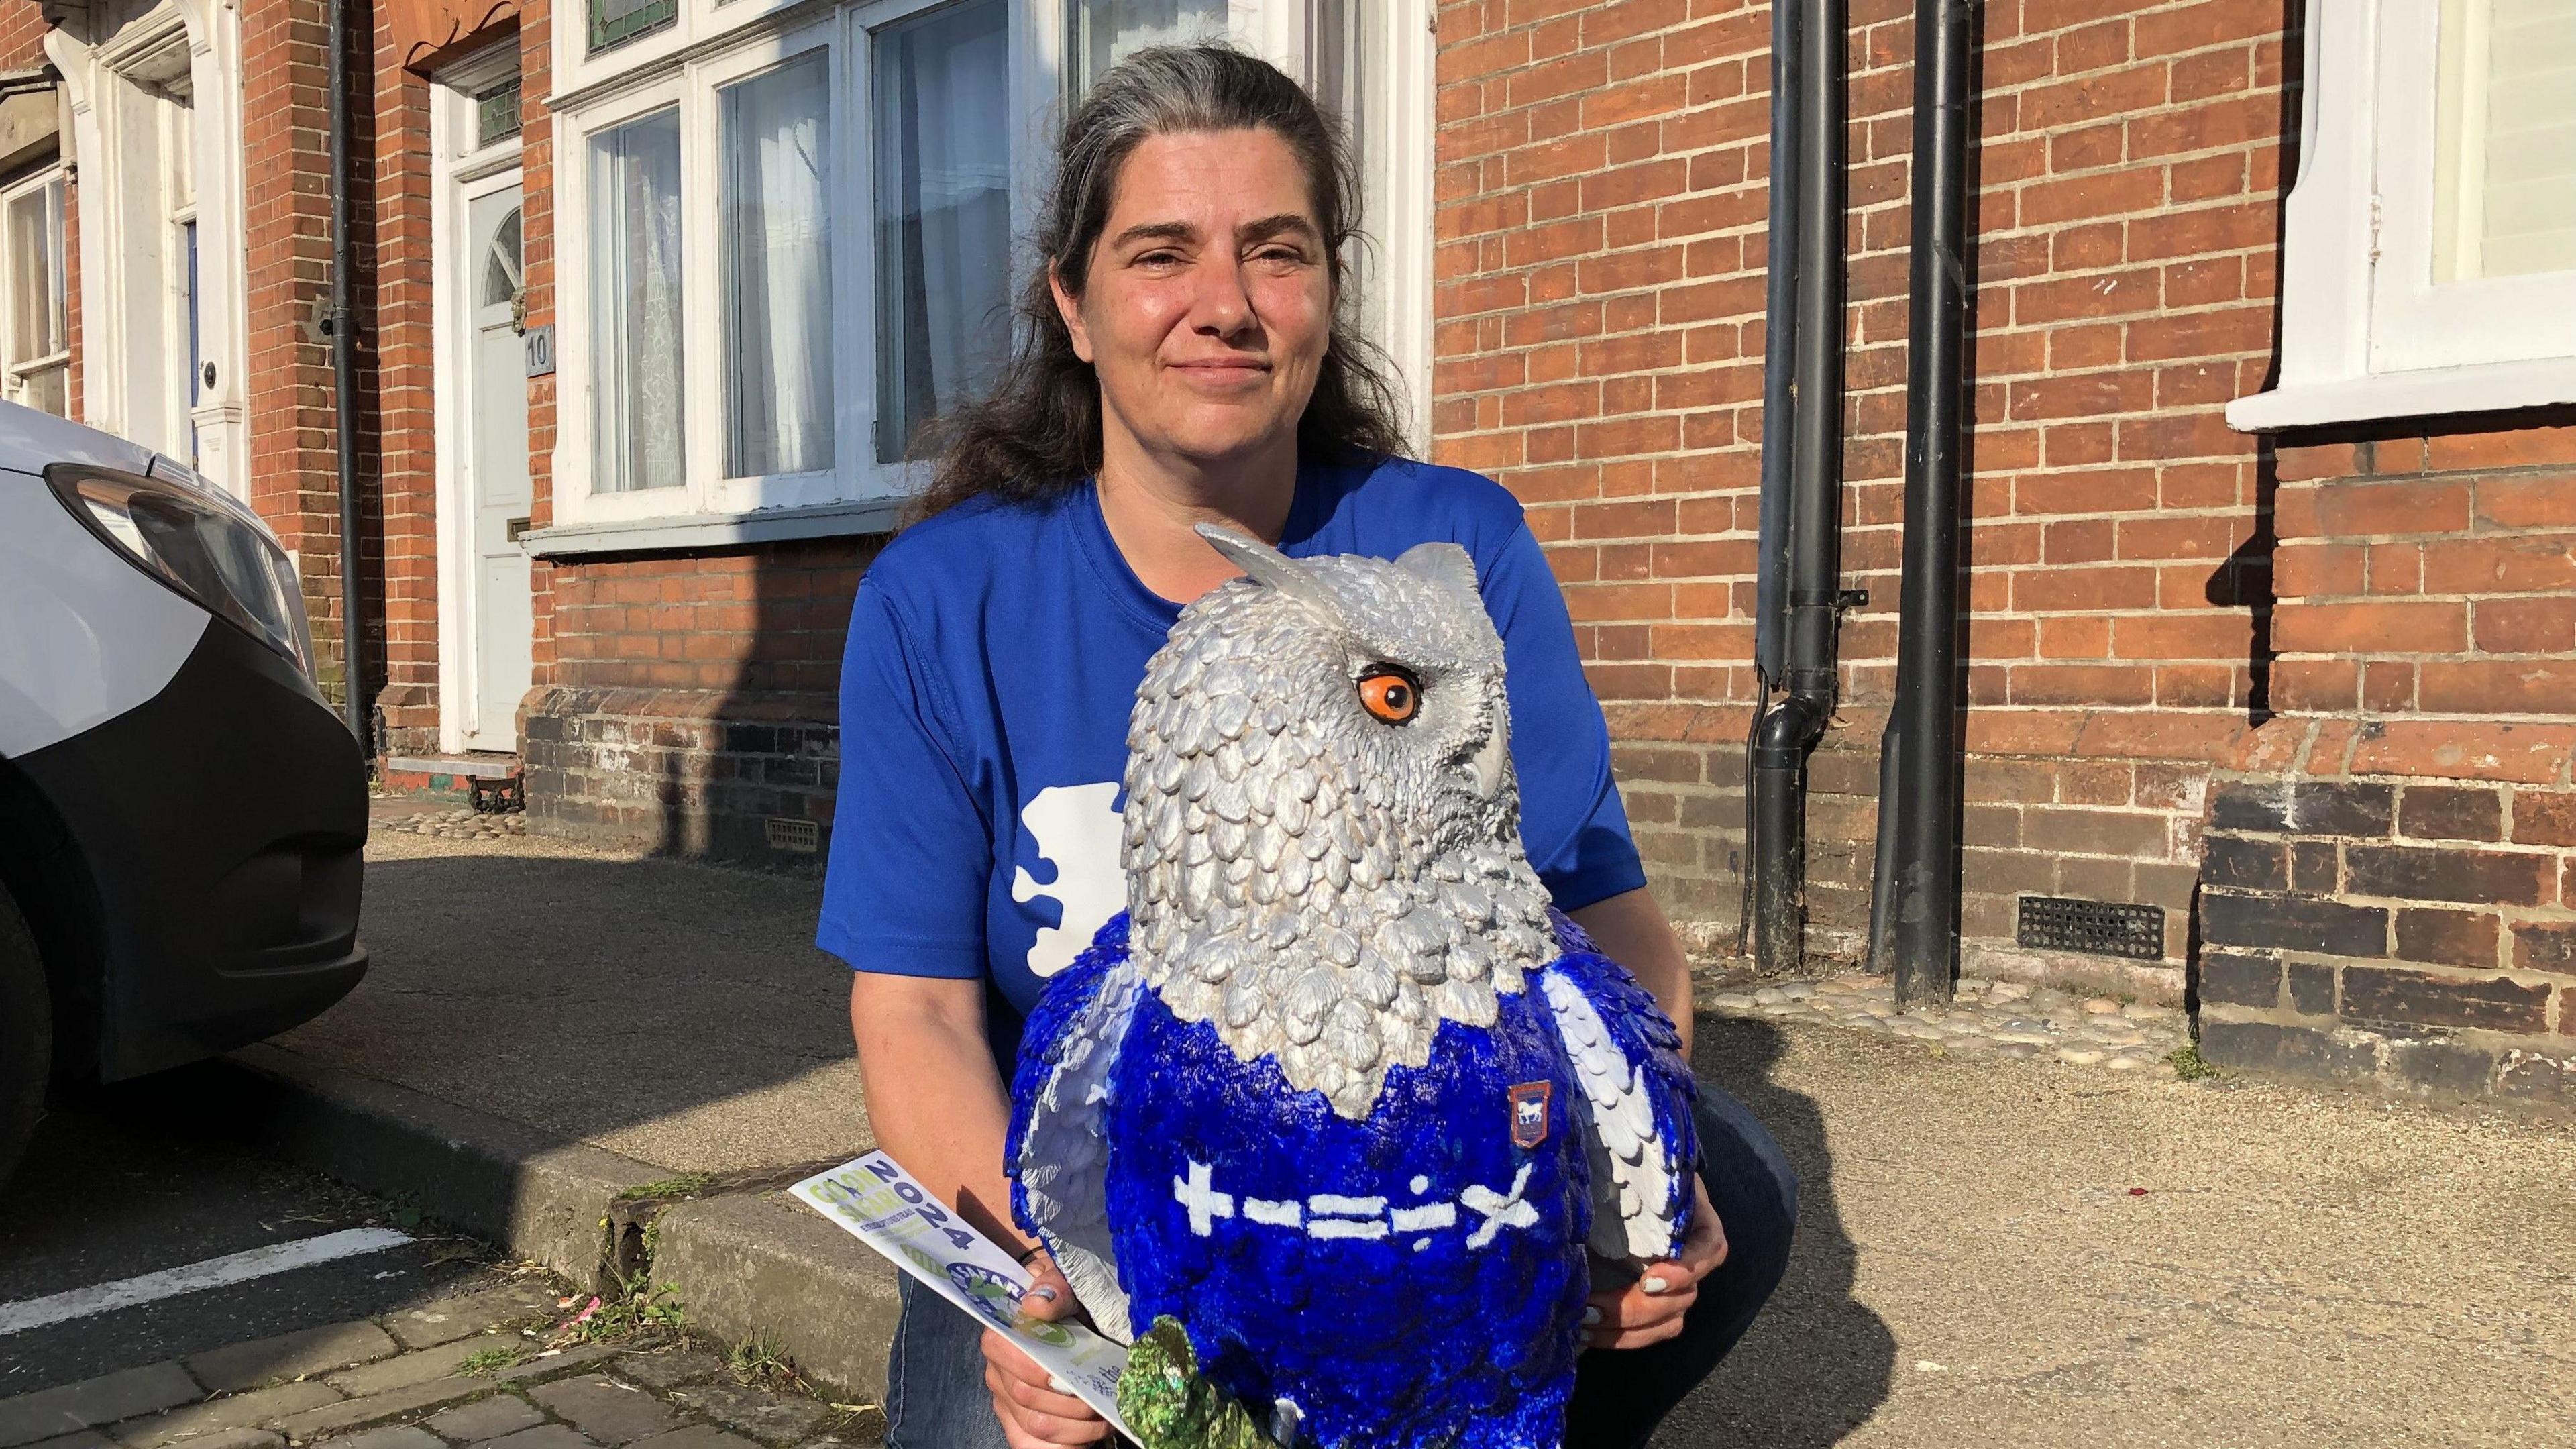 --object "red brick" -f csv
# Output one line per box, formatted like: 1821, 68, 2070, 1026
2274, 601, 2467, 657
2473, 474, 2576, 531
